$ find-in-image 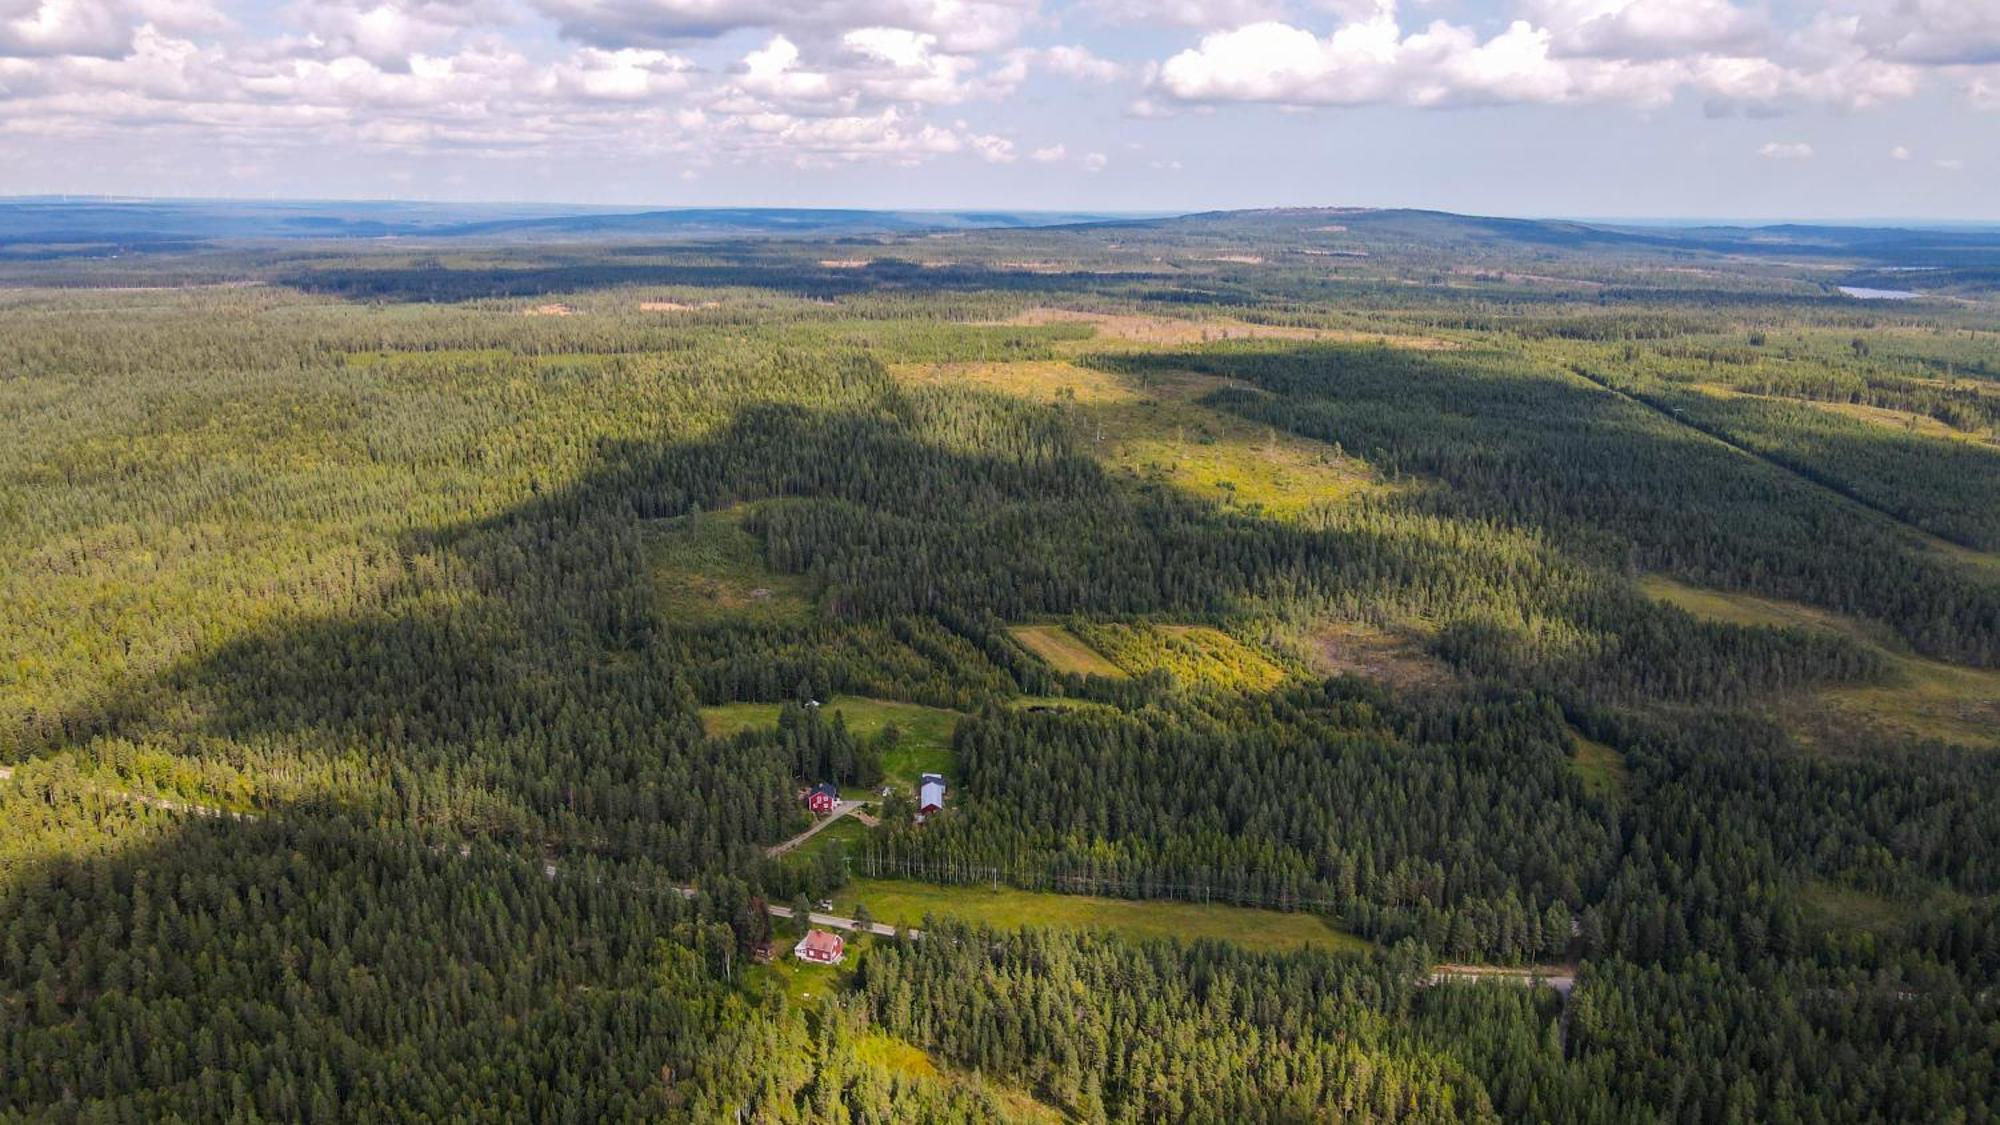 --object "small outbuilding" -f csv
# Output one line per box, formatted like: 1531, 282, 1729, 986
805, 782, 839, 815
795, 929, 846, 965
